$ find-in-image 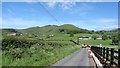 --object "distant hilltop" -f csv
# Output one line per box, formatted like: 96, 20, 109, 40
1, 24, 119, 37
